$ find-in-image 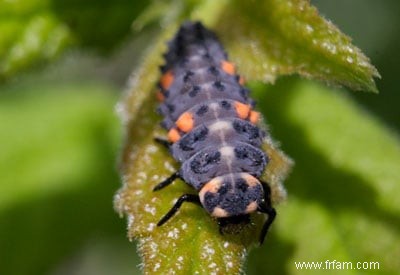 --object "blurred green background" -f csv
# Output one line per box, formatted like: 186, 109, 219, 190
0, 0, 399, 274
